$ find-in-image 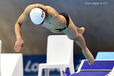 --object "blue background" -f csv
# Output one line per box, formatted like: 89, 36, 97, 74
23, 54, 96, 76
